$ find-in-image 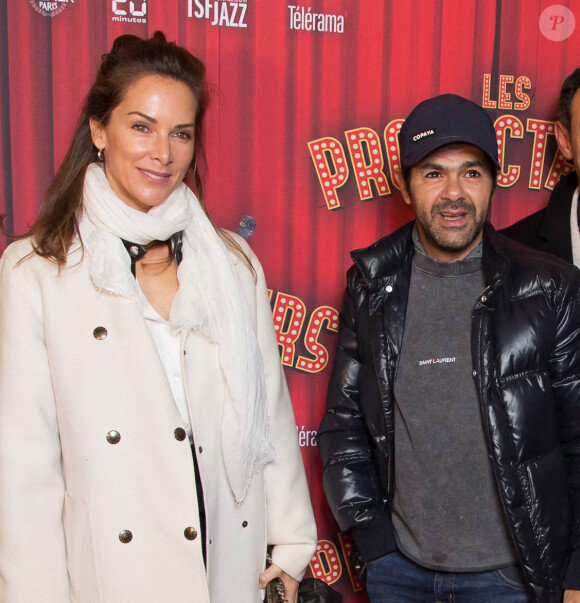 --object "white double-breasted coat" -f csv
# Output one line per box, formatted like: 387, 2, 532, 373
0, 235, 316, 602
